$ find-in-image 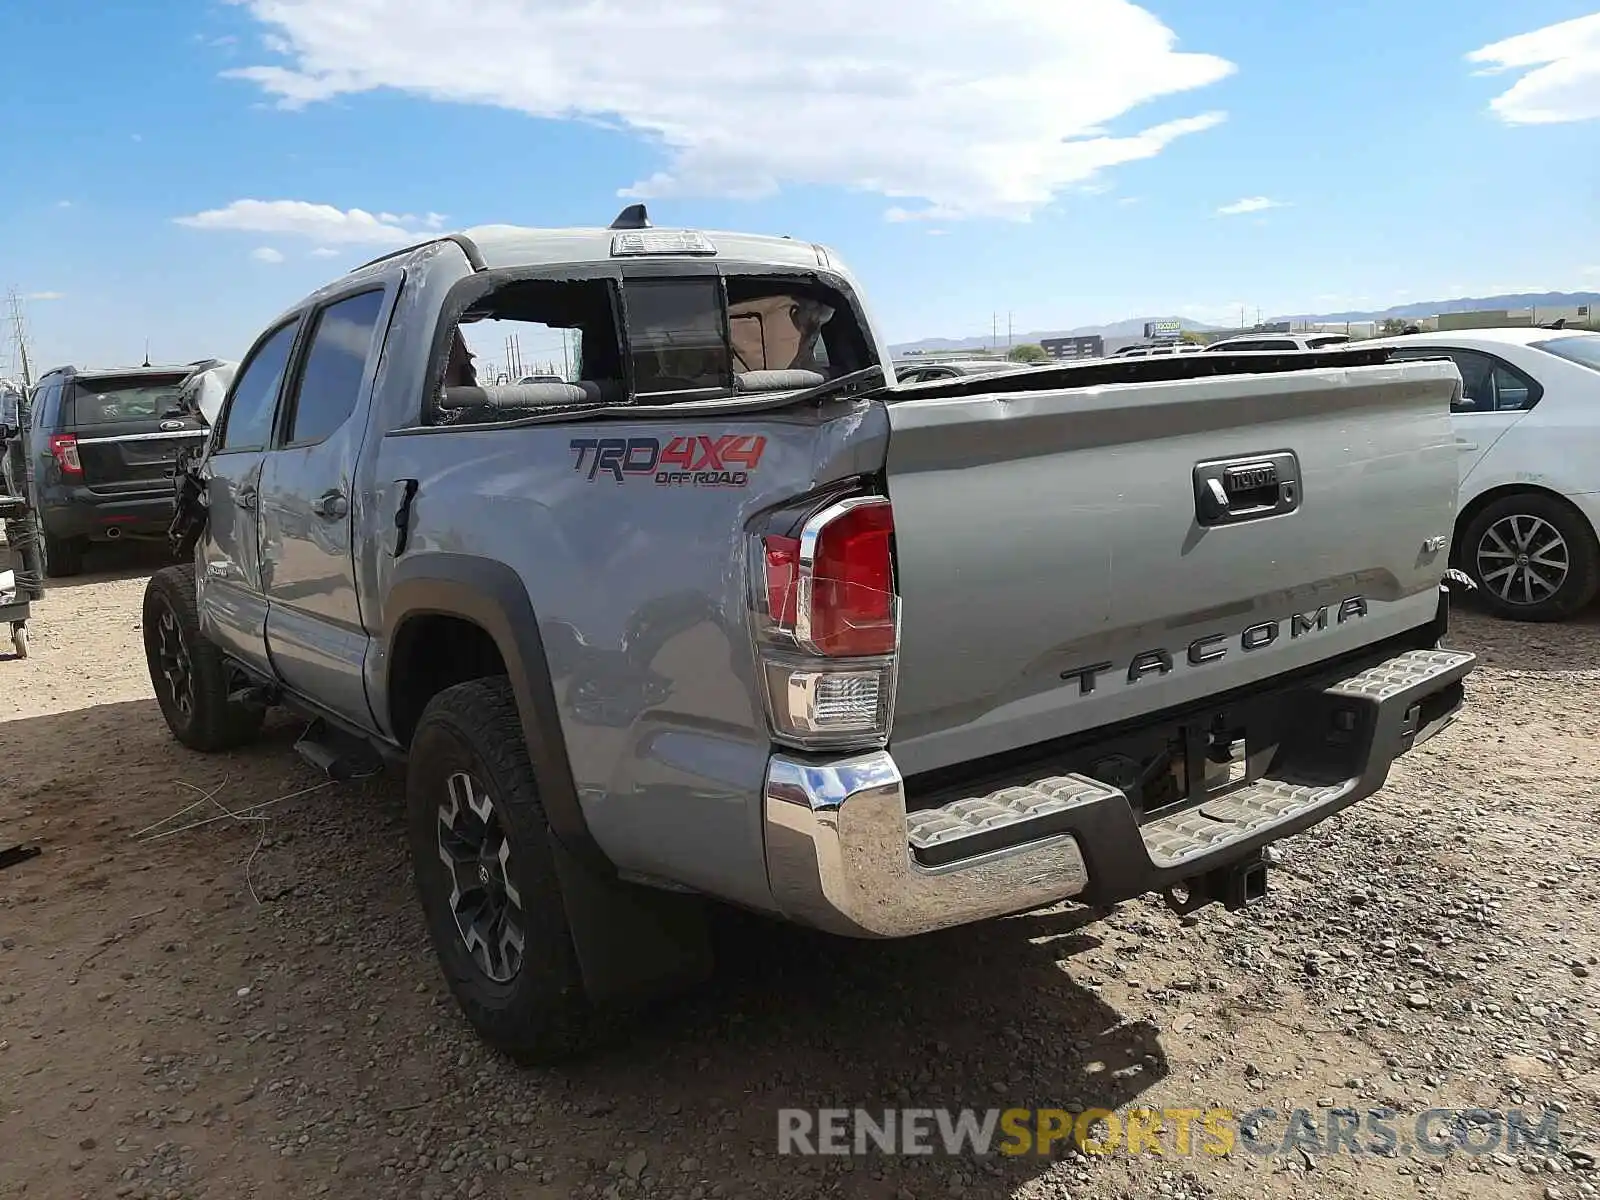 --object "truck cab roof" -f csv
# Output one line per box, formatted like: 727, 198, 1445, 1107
350, 206, 837, 278
461, 224, 832, 273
